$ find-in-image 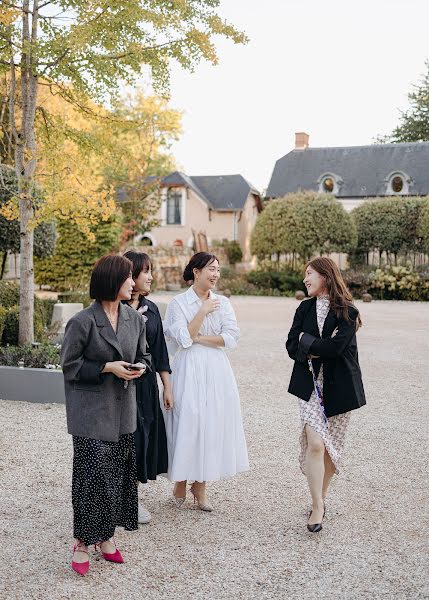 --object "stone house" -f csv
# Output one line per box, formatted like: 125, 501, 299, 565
266, 132, 429, 210
139, 171, 262, 262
